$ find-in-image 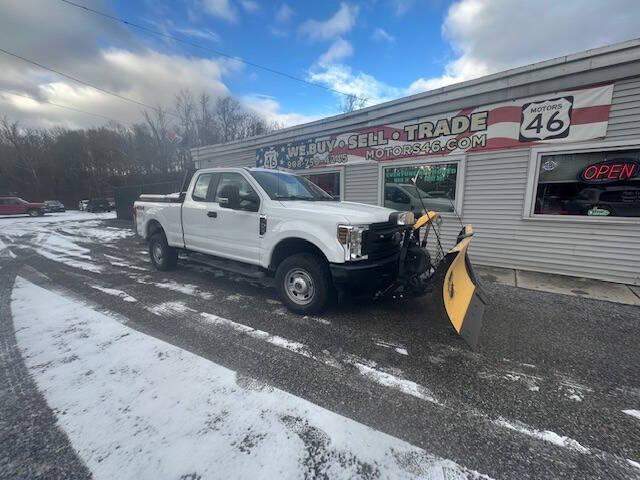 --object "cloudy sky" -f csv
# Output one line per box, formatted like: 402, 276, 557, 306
1, 0, 639, 129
